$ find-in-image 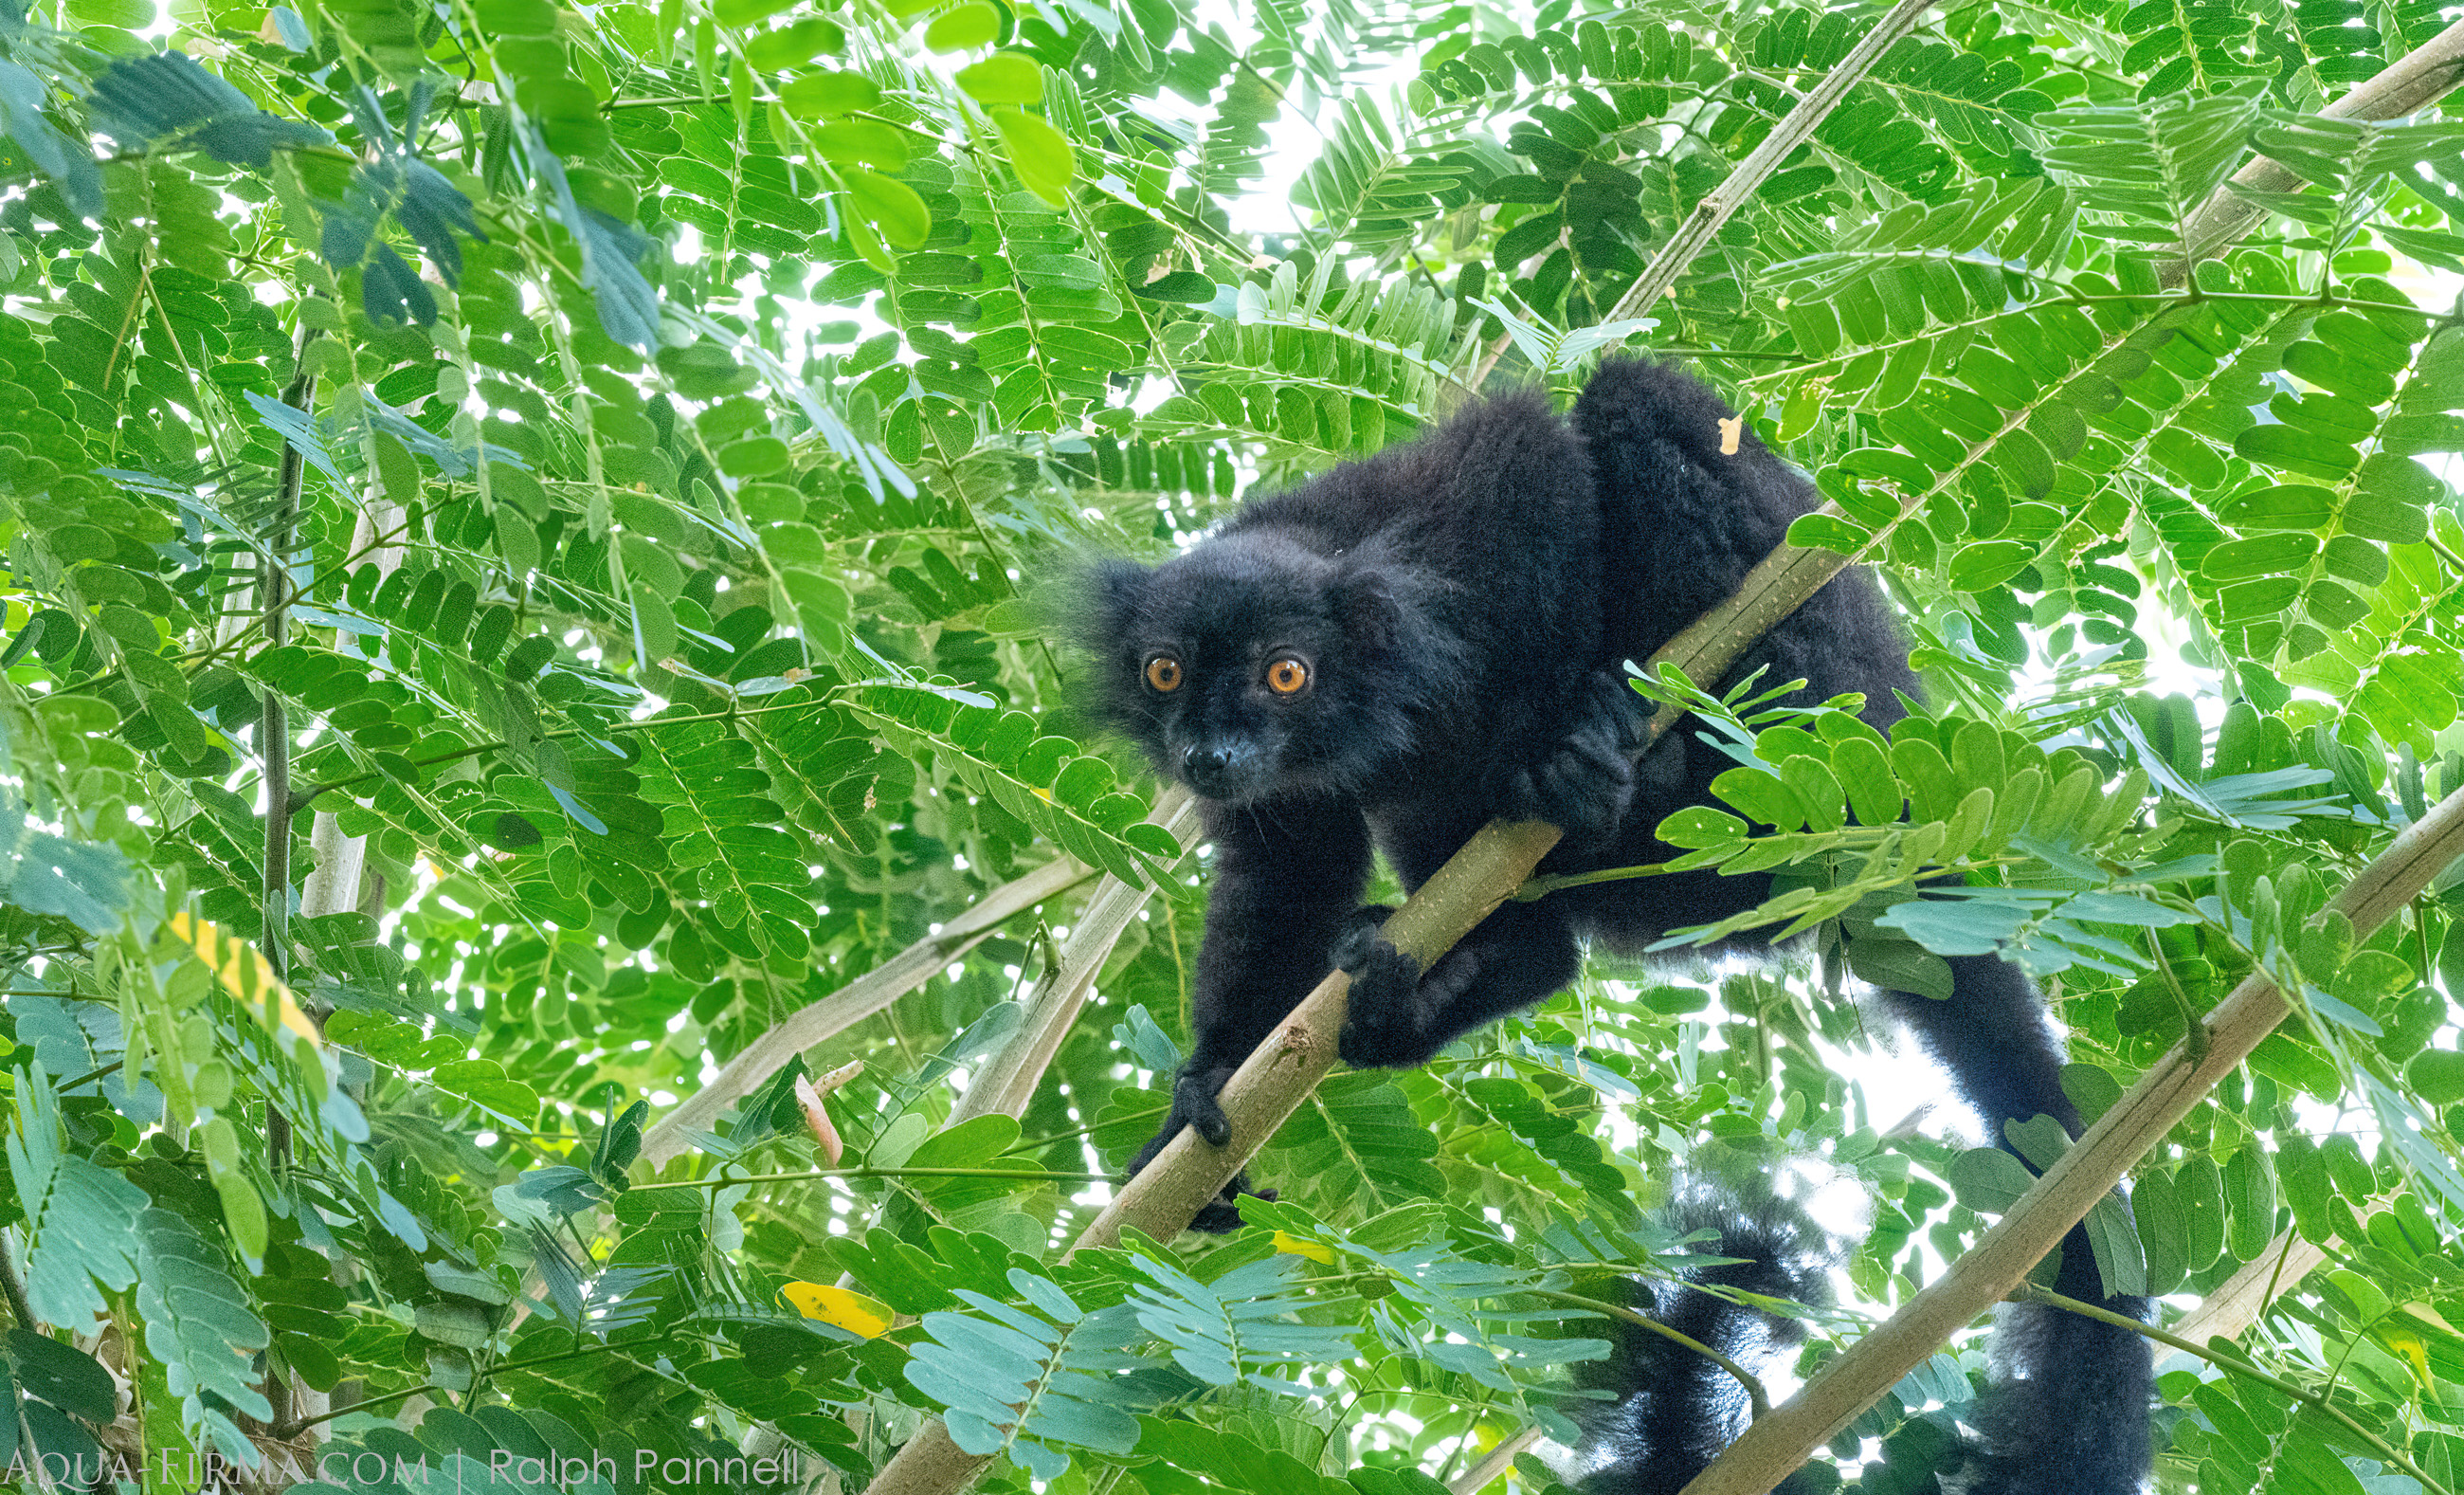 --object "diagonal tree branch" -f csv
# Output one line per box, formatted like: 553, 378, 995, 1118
1603, 0, 1940, 327
2166, 1194, 2395, 1347
2165, 14, 2464, 286
862, 17, 2464, 1495
1682, 781, 2464, 1495
947, 789, 1201, 1127
1475, 0, 1936, 388
646, 791, 1198, 1167
642, 854, 1097, 1167
863, 496, 1903, 1494
1670, 29, 2464, 1491
859, 10, 1938, 1493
